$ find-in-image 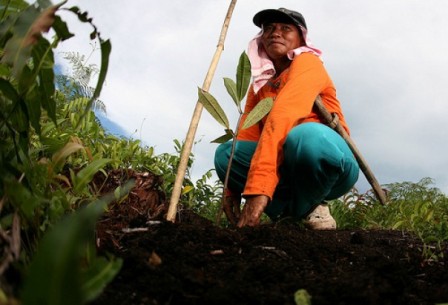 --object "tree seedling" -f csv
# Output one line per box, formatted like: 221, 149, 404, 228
198, 51, 273, 223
